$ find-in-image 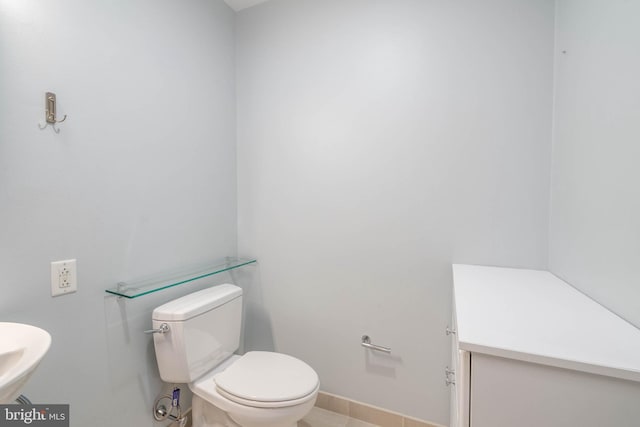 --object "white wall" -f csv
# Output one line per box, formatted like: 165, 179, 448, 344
549, 0, 640, 328
0, 0, 236, 425
236, 0, 555, 424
